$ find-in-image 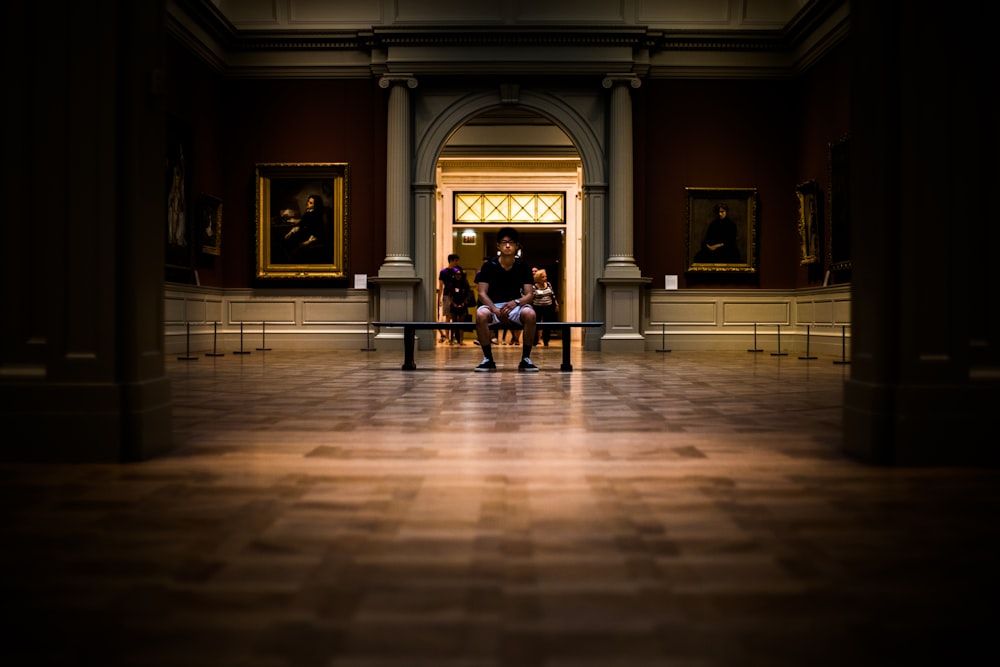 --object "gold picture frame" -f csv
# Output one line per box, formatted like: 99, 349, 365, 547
685, 187, 758, 274
796, 180, 820, 265
255, 163, 349, 280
